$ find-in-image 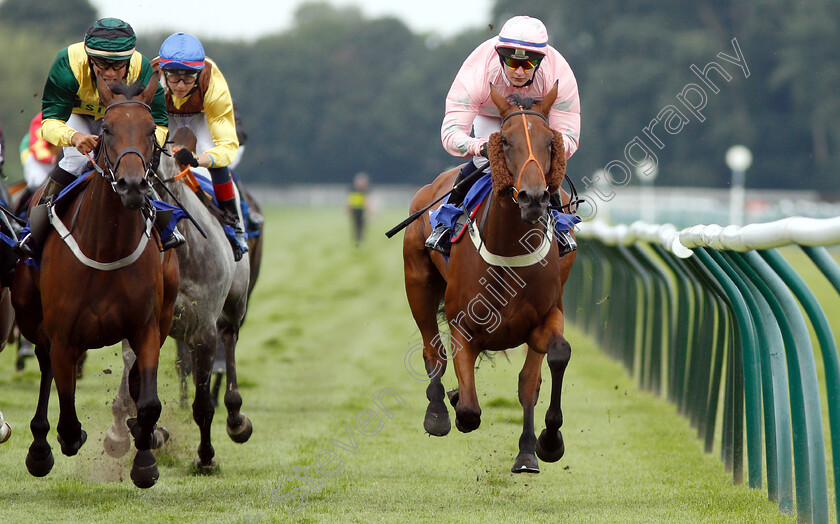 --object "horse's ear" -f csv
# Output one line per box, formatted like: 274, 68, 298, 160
96, 71, 115, 106
535, 81, 559, 118
139, 70, 161, 105
489, 83, 513, 118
